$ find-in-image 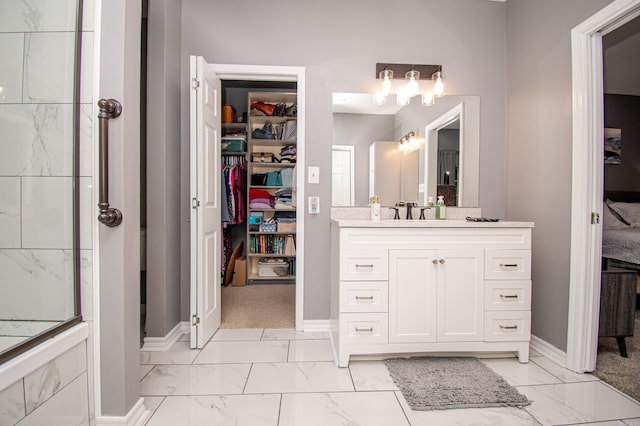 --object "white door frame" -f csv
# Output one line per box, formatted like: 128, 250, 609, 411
567, 0, 640, 373
209, 64, 306, 331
